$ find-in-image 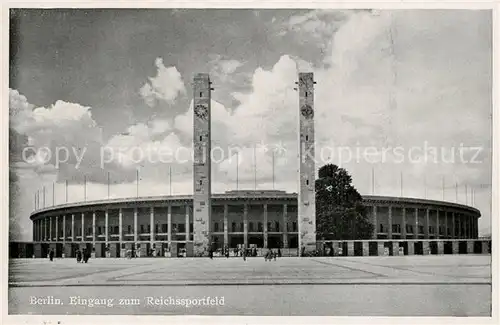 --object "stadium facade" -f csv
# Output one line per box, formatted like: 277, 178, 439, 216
23, 72, 487, 258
